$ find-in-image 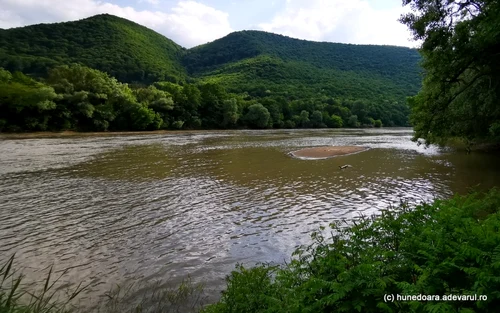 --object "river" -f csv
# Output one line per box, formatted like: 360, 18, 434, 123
1, 128, 500, 310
